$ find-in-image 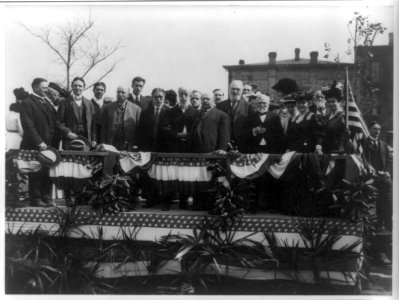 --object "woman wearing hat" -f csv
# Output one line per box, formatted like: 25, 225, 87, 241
6, 88, 29, 150
285, 91, 321, 153
316, 81, 349, 154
